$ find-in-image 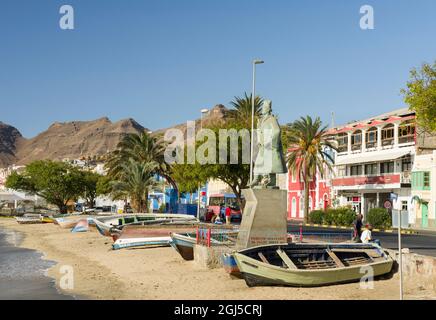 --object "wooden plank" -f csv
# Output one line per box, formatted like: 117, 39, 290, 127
326, 249, 345, 267
331, 248, 380, 258
276, 249, 298, 270
258, 252, 270, 264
